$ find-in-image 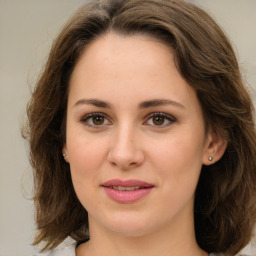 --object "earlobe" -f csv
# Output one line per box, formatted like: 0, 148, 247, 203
202, 129, 228, 166
62, 145, 69, 163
